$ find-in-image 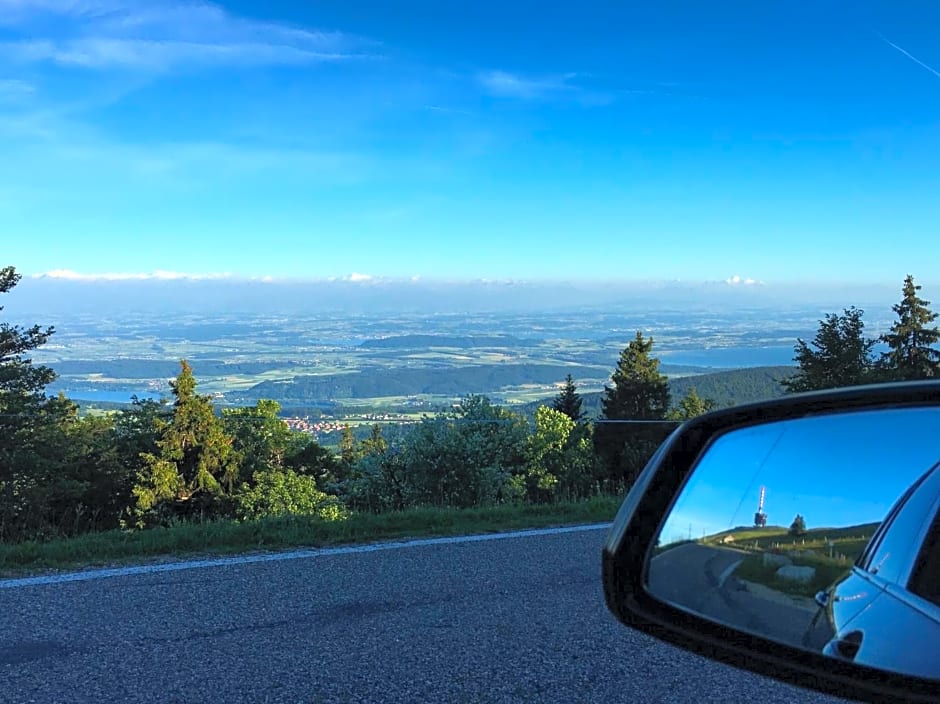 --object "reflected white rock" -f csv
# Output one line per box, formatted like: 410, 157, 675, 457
776, 565, 816, 583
